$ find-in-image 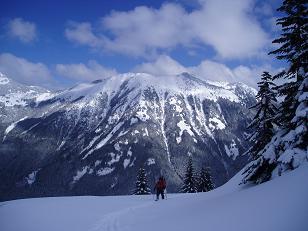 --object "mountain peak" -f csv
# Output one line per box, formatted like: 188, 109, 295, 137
0, 72, 10, 85
43, 72, 258, 112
